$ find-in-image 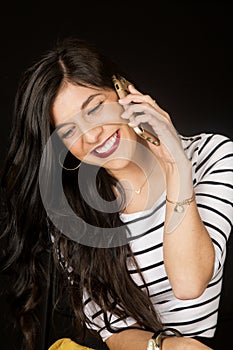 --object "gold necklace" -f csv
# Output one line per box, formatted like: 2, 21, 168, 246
124, 165, 155, 195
